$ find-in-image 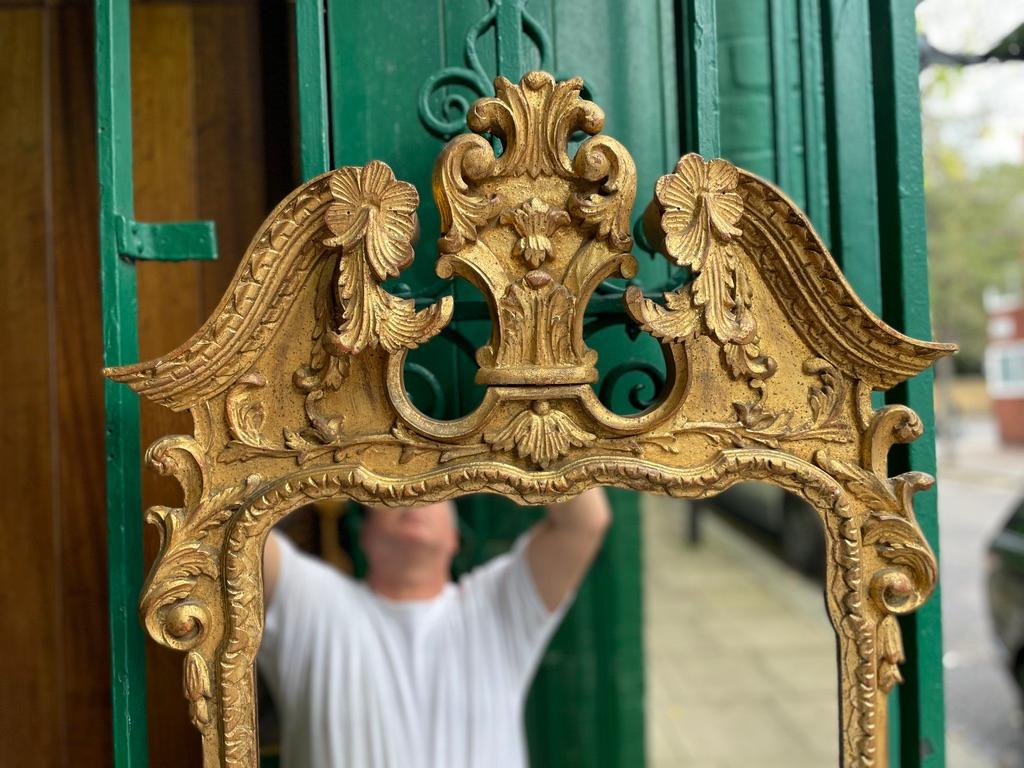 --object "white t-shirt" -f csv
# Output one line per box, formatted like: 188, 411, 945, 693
257, 531, 571, 768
